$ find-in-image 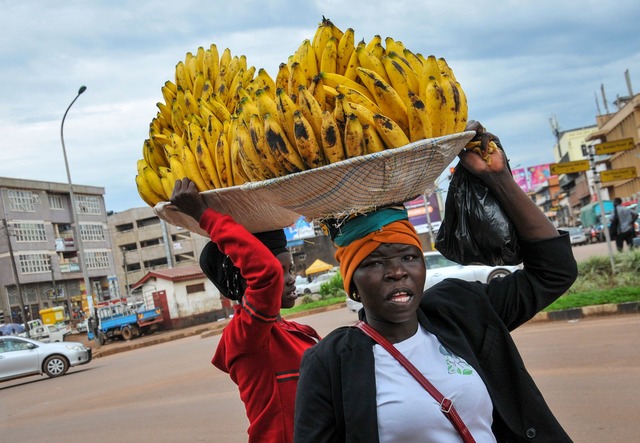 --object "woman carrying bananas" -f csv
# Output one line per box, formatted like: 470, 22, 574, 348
293, 121, 578, 442
169, 178, 321, 443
